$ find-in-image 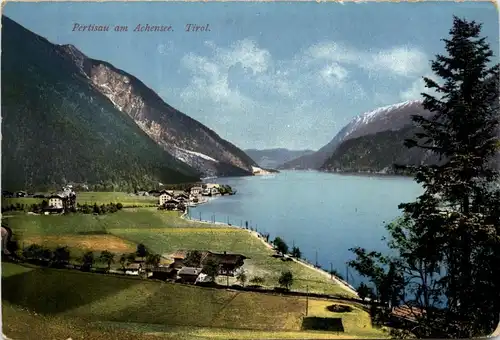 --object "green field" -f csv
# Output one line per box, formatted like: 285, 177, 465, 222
2, 191, 158, 209
2, 197, 45, 207
2, 263, 387, 340
111, 225, 353, 295
4, 207, 355, 296
2, 192, 380, 338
